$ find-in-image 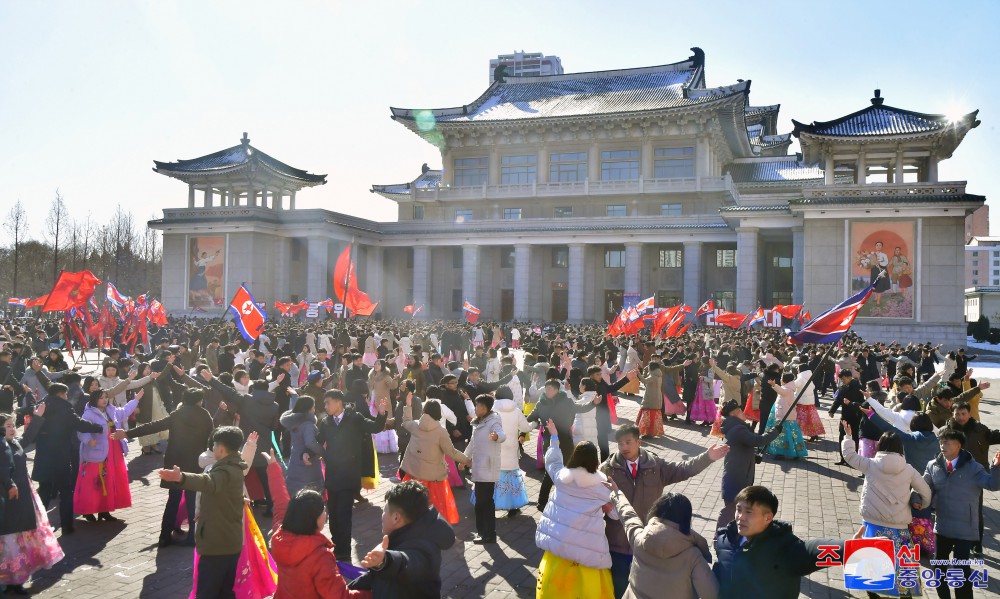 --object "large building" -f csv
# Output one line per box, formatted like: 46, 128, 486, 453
489, 51, 563, 83
150, 48, 983, 345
